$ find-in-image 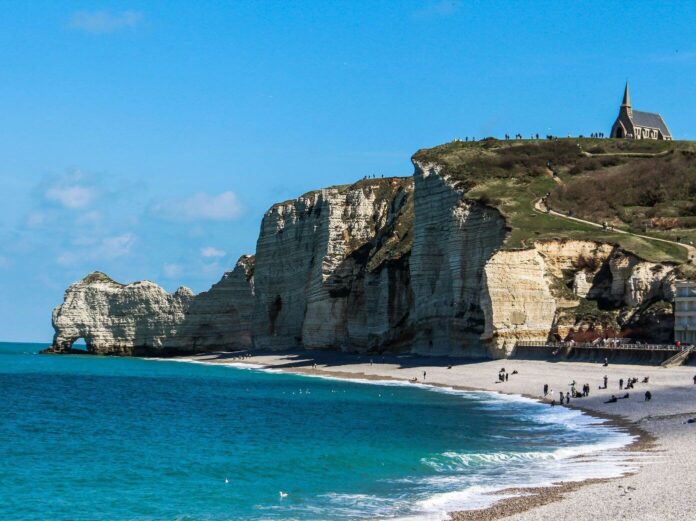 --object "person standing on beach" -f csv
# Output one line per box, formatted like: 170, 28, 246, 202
559, 391, 564, 405
619, 378, 624, 390
566, 392, 571, 404
543, 383, 549, 396
505, 372, 509, 382
423, 371, 426, 381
